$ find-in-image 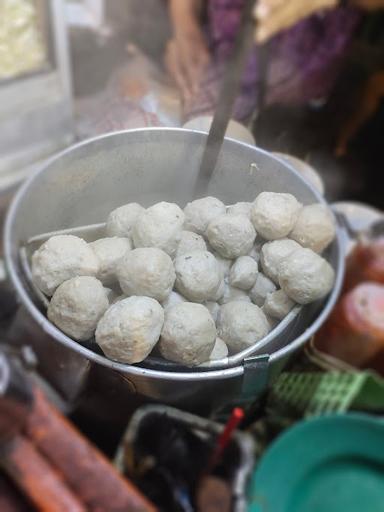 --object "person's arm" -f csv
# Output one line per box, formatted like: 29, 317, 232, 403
165, 0, 209, 102
335, 71, 384, 156
254, 0, 384, 43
